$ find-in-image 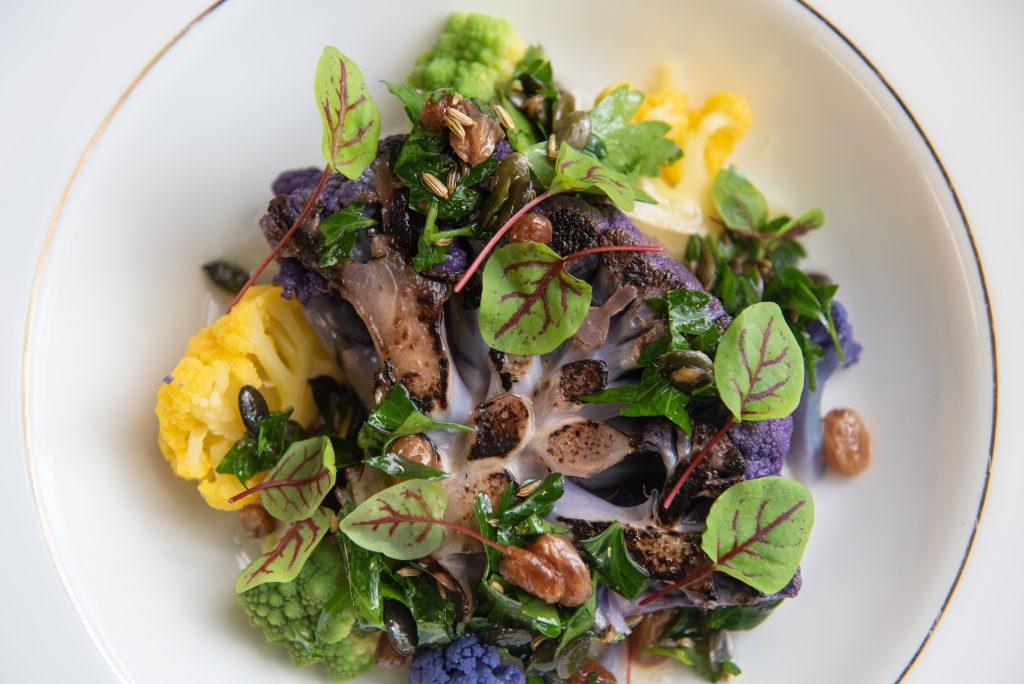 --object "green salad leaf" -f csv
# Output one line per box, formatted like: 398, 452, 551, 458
714, 302, 804, 421
257, 437, 337, 523
701, 477, 813, 594
579, 522, 650, 601
315, 46, 381, 179
235, 507, 333, 593
338, 480, 448, 560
